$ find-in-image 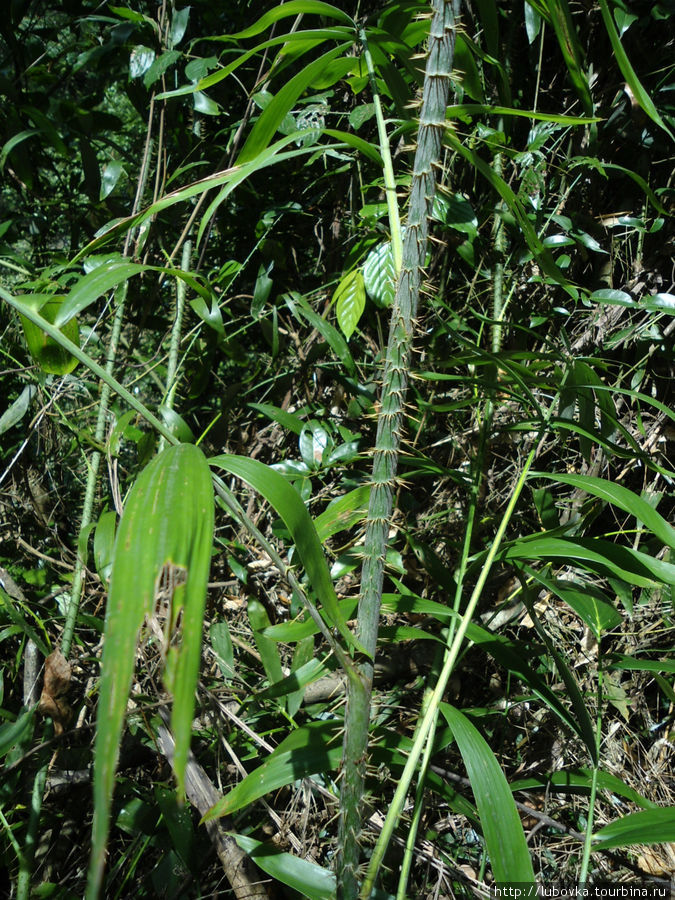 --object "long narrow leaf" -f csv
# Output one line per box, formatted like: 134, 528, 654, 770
593, 808, 675, 850
209, 455, 363, 654
88, 445, 213, 899
596, 0, 673, 138
532, 473, 675, 549
203, 721, 341, 820
440, 703, 535, 883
